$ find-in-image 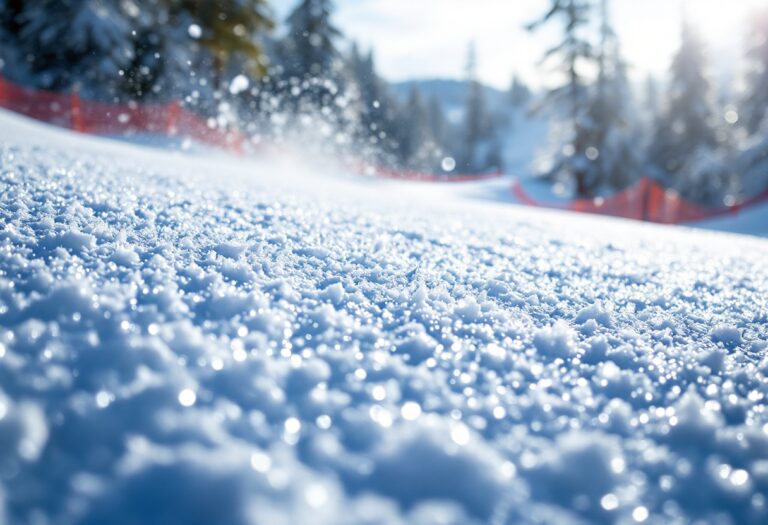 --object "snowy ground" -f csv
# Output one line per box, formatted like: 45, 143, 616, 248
1, 109, 768, 525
